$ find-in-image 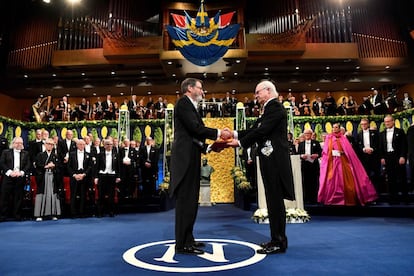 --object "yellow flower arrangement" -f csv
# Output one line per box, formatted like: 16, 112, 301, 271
158, 174, 170, 193
231, 167, 252, 191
